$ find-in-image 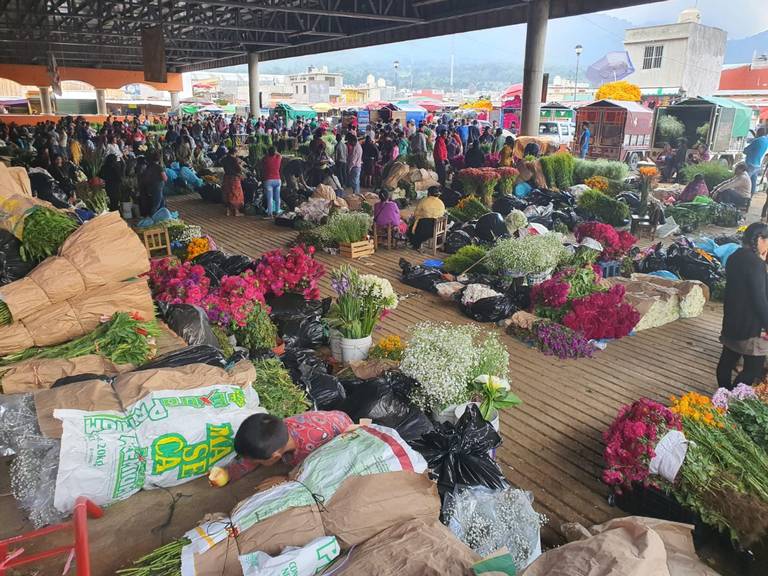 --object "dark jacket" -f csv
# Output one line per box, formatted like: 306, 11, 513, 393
722, 247, 768, 341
